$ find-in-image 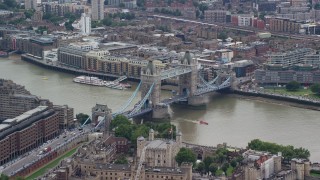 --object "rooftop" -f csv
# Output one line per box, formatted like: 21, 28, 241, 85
146, 139, 174, 150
